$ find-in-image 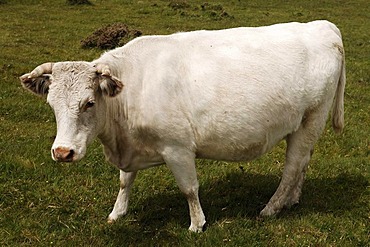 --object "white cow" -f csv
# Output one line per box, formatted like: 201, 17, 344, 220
20, 20, 345, 232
